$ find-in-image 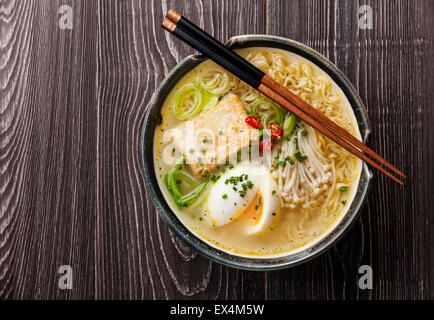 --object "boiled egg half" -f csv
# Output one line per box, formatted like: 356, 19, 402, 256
207, 165, 280, 235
